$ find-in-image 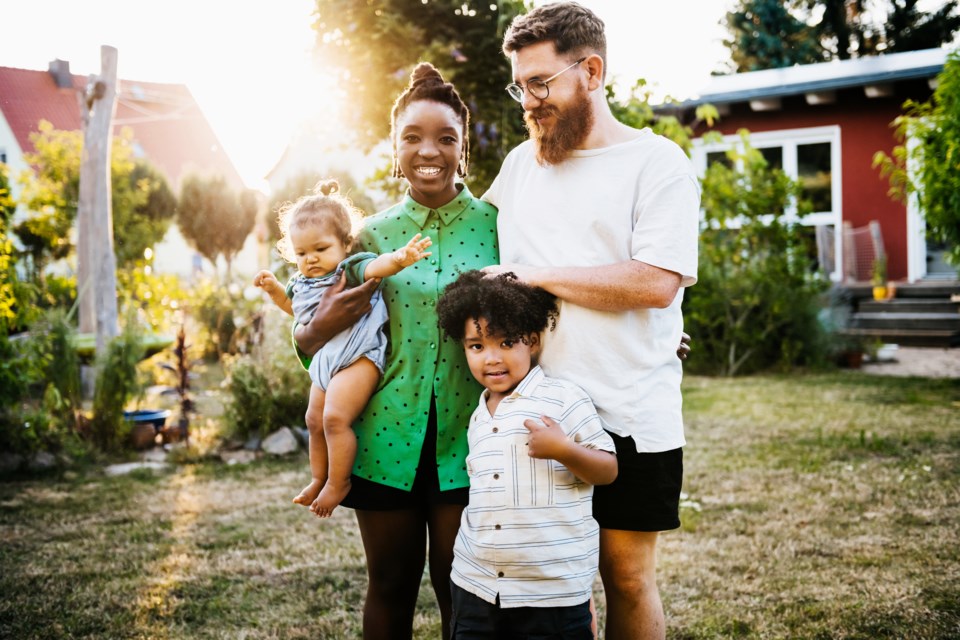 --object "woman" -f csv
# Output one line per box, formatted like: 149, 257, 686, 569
295, 63, 497, 640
